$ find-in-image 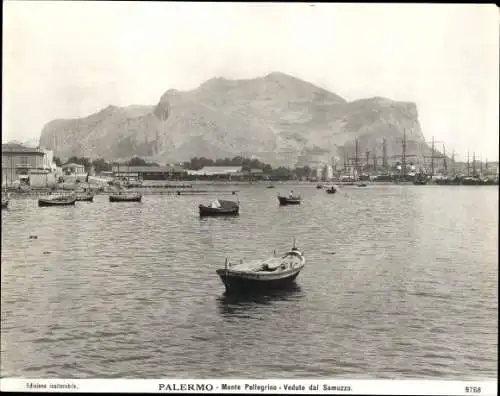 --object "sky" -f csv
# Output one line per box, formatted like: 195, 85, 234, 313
3, 2, 499, 161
